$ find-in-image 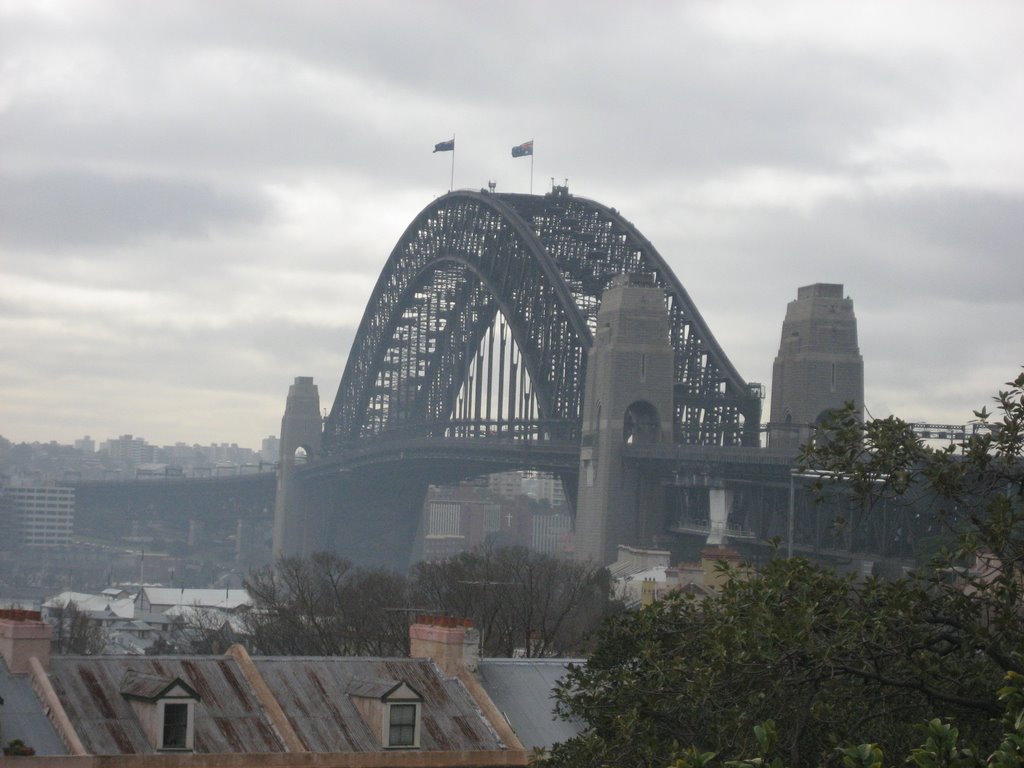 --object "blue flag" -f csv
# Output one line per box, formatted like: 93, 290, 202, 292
433, 139, 455, 153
